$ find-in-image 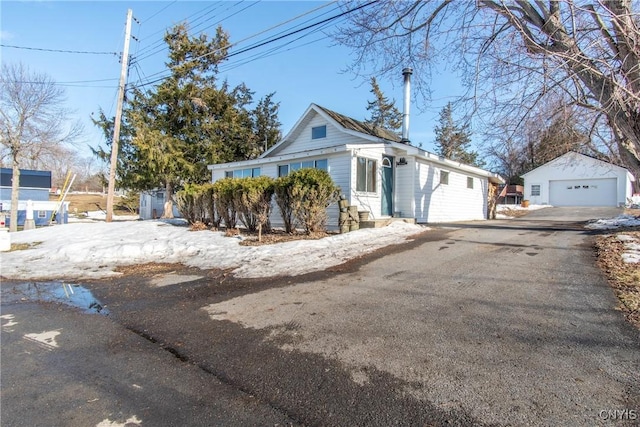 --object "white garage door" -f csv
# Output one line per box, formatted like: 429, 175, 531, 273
549, 178, 617, 206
